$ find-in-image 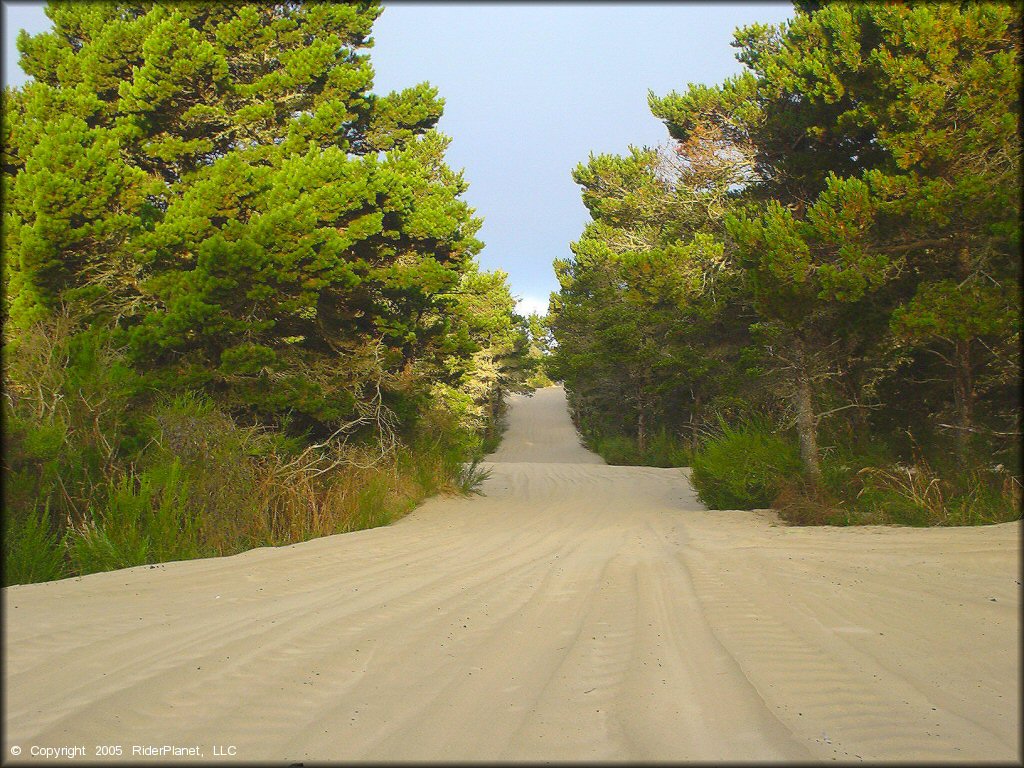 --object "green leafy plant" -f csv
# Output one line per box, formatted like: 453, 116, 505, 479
68, 460, 197, 573
455, 458, 493, 496
588, 429, 691, 468
3, 500, 67, 586
691, 418, 801, 509
853, 461, 1021, 527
